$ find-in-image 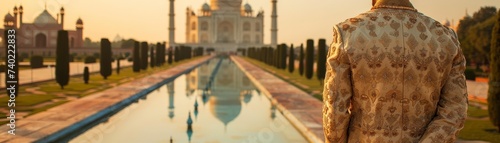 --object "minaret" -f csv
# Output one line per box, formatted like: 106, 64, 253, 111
76, 18, 84, 48
60, 7, 65, 29
186, 7, 191, 43
167, 82, 175, 119
271, 0, 278, 46
19, 5, 23, 28
169, 0, 176, 47
13, 6, 18, 28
